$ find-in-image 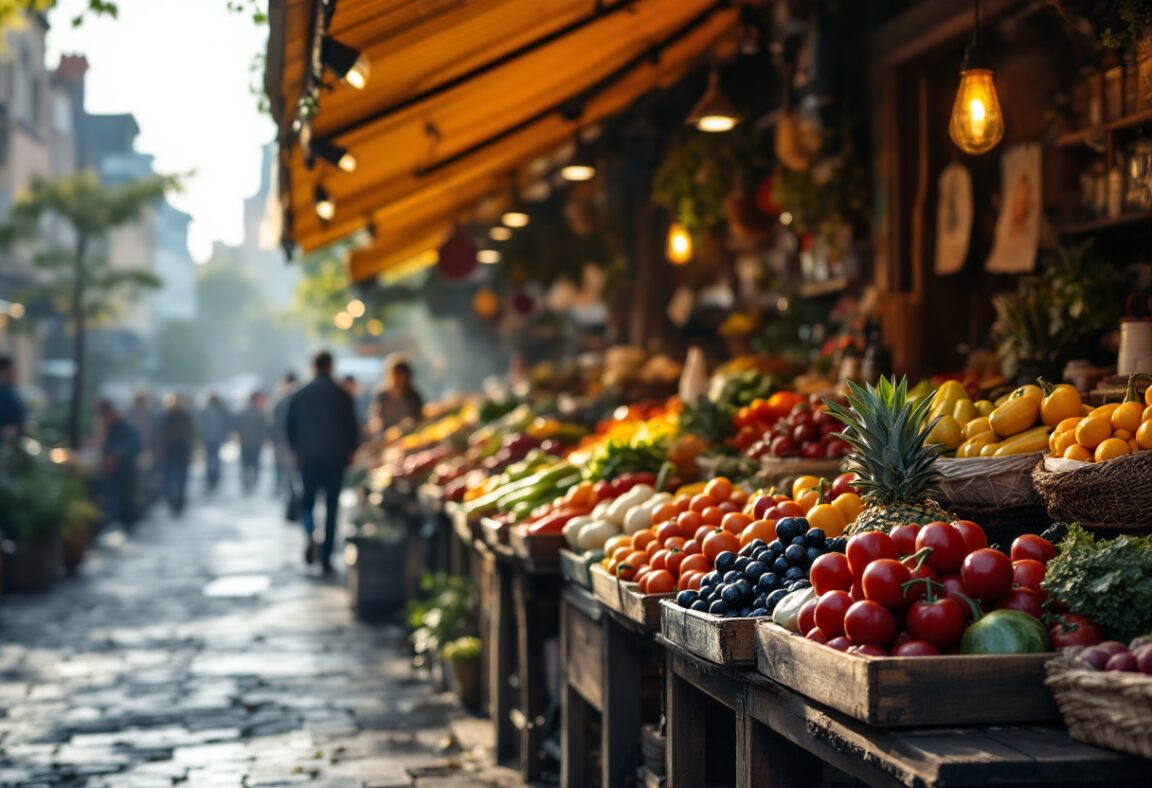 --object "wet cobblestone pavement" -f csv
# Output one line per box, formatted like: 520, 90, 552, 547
0, 480, 515, 787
